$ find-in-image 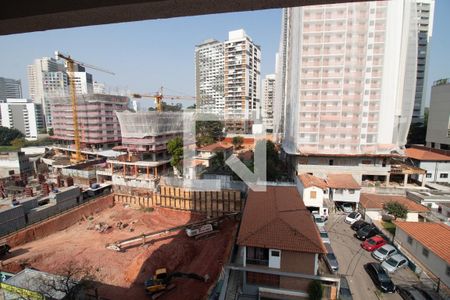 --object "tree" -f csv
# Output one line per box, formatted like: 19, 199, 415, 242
255, 139, 282, 181
196, 120, 224, 146
307, 280, 323, 300
232, 136, 244, 149
47, 128, 54, 136
148, 102, 182, 112
167, 136, 184, 174
211, 151, 225, 169
384, 201, 408, 219
0, 126, 24, 146
11, 138, 26, 149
